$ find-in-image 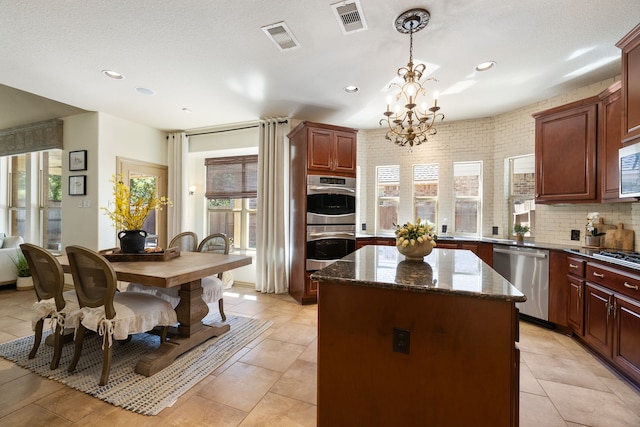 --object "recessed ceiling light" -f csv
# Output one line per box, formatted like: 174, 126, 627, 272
102, 69, 124, 79
135, 87, 156, 96
344, 85, 359, 93
475, 61, 496, 72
